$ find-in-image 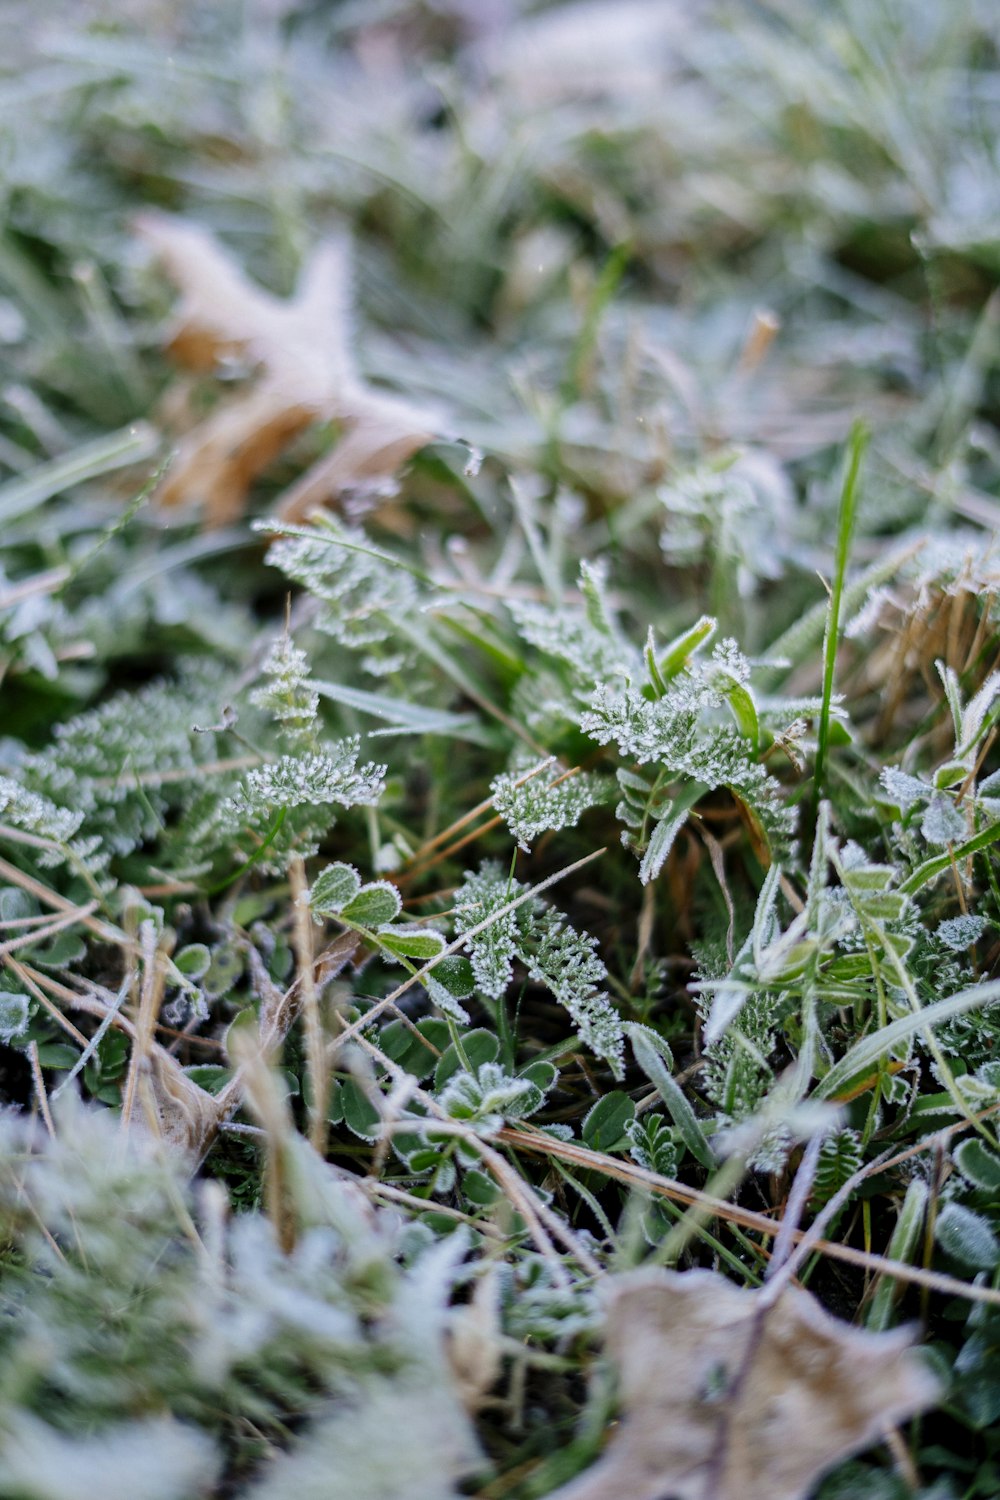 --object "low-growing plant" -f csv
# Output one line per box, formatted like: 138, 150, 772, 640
0, 0, 999, 1496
